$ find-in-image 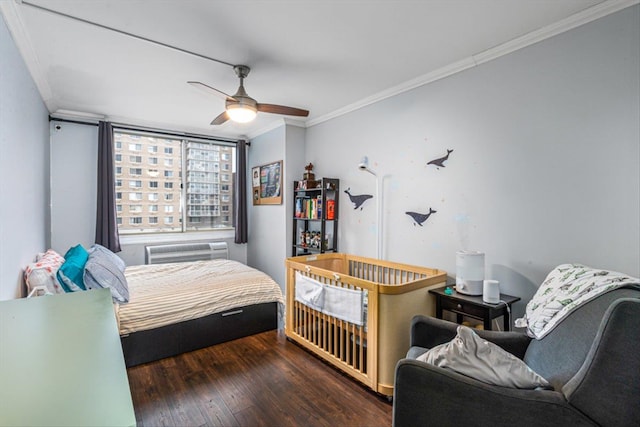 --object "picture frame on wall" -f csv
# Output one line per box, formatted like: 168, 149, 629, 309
252, 160, 283, 205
